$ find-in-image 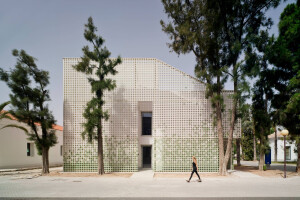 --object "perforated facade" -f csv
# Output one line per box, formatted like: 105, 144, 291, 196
63, 58, 241, 172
